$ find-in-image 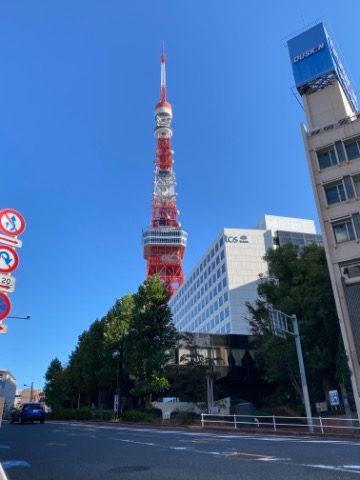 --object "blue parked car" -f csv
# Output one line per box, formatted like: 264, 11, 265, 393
10, 403, 45, 424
